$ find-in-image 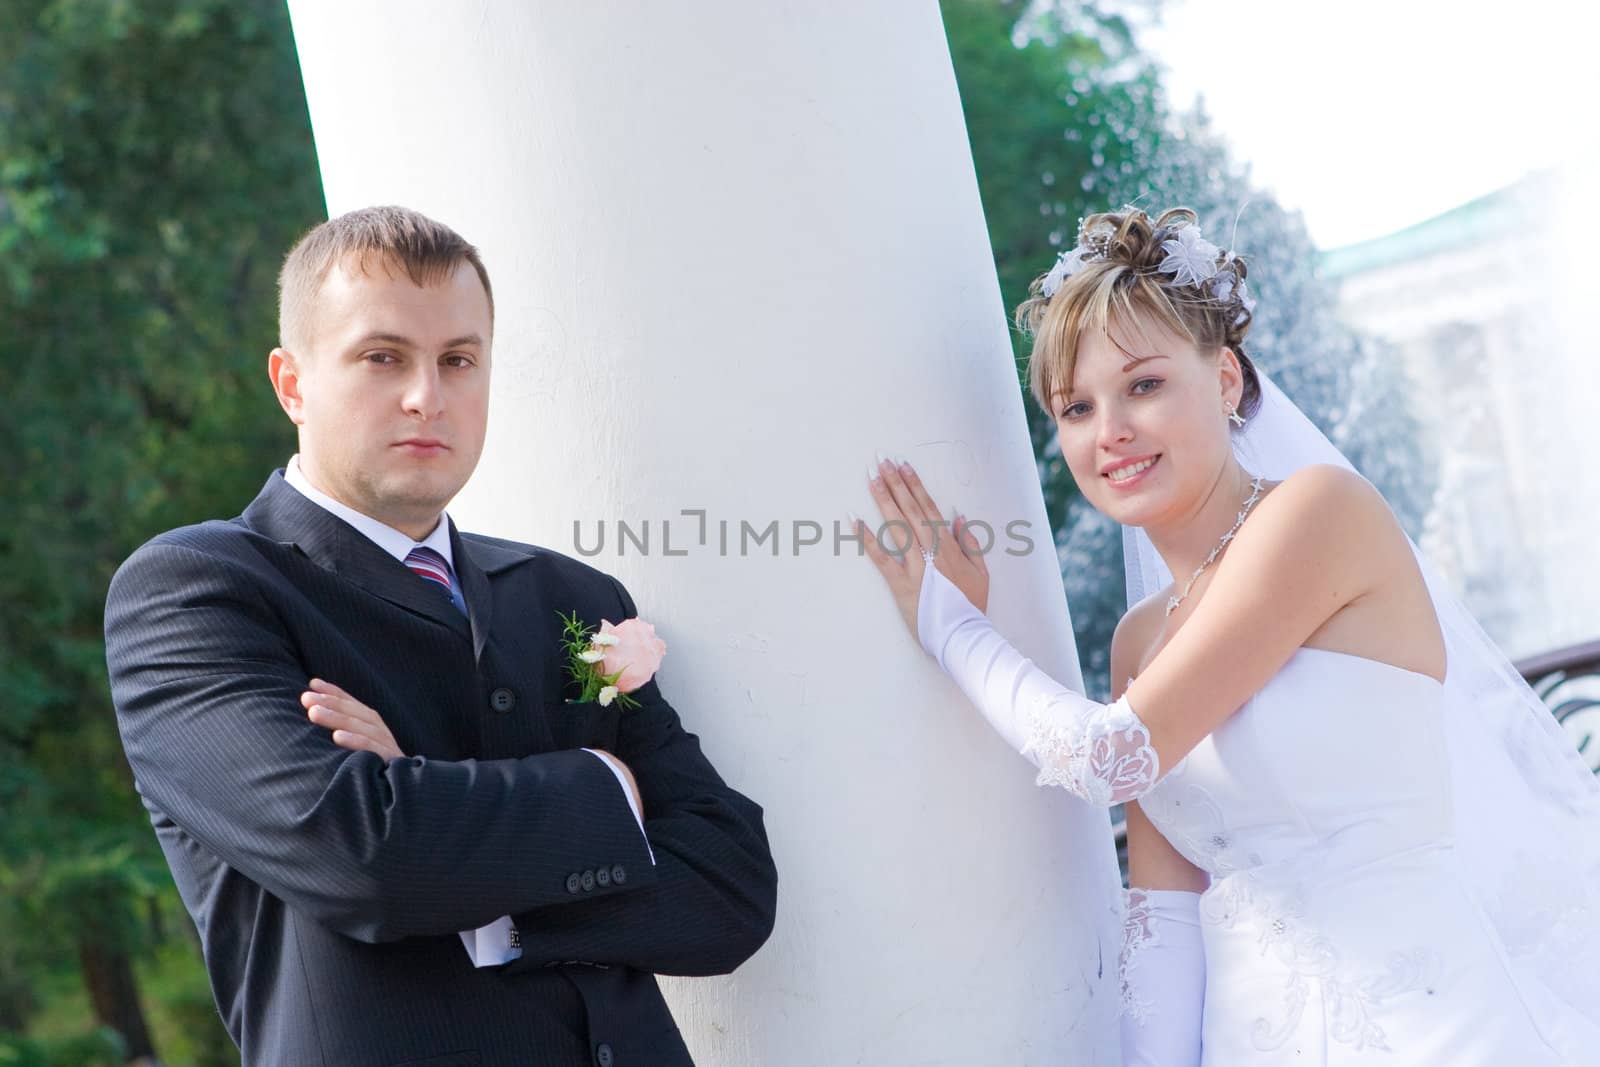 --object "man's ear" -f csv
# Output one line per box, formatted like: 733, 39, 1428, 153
268, 347, 308, 426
